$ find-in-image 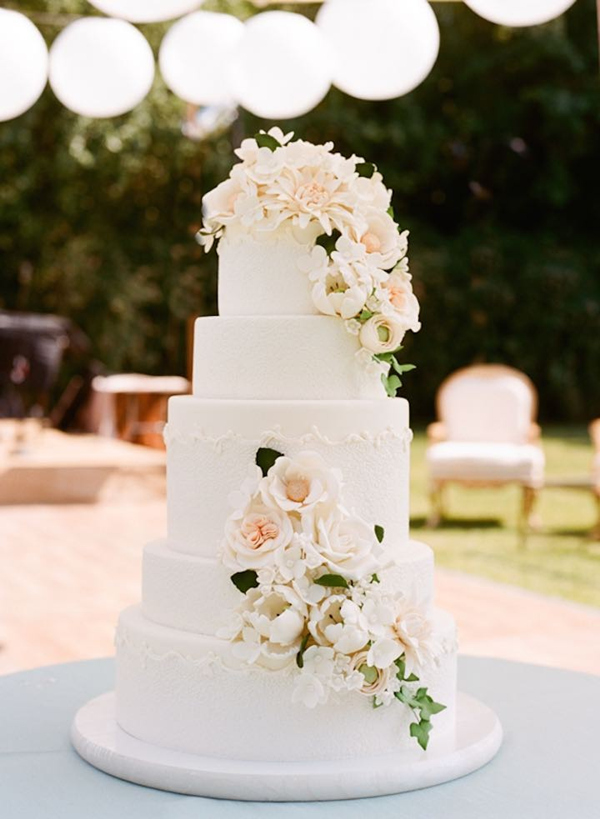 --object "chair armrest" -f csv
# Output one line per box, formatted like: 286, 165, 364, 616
427, 422, 447, 444
528, 422, 542, 444
589, 419, 600, 450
